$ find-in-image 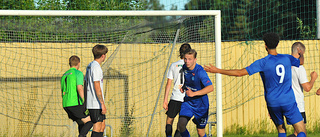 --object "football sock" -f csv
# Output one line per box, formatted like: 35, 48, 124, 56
79, 121, 93, 136
78, 123, 84, 134
278, 133, 286, 137
165, 124, 173, 137
76, 119, 84, 125
91, 131, 99, 137
180, 129, 190, 137
297, 132, 306, 137
174, 130, 181, 137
